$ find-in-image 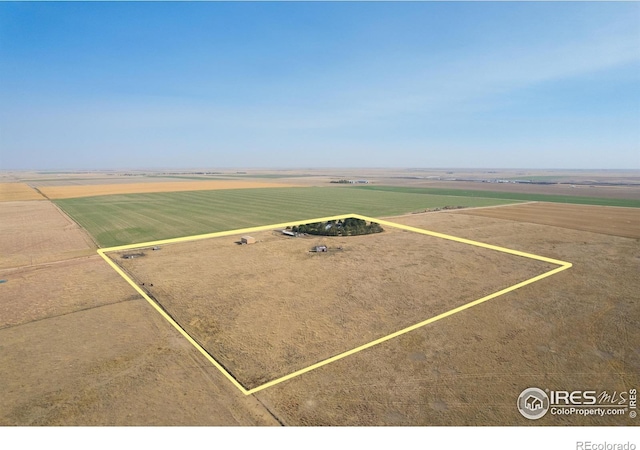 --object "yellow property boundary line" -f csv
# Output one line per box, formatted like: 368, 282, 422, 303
97, 213, 572, 395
